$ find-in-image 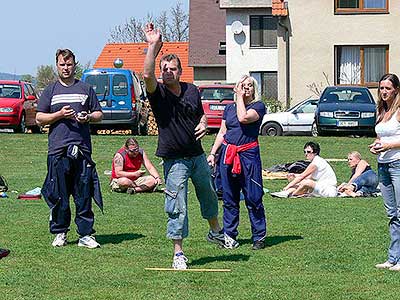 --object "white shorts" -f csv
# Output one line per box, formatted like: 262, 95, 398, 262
312, 182, 337, 197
